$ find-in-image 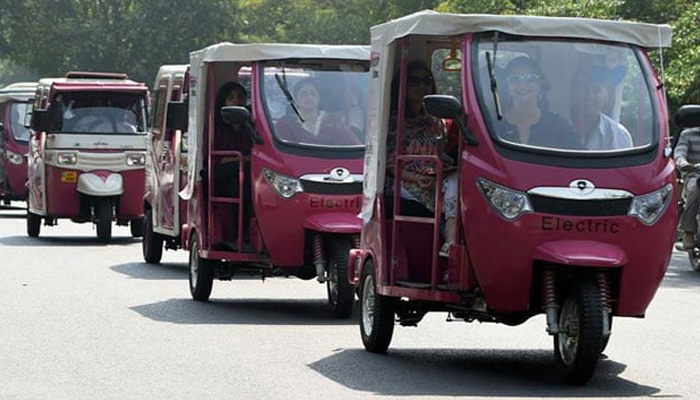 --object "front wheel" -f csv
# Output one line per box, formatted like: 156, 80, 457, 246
95, 199, 113, 243
189, 235, 214, 301
142, 210, 163, 264
688, 248, 700, 272
27, 211, 41, 237
360, 260, 395, 353
554, 279, 604, 385
130, 218, 144, 238
327, 238, 356, 319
